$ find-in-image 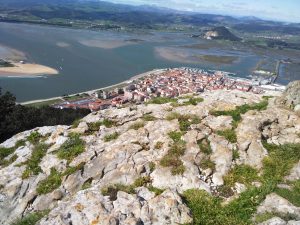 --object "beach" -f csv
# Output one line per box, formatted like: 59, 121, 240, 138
0, 63, 58, 76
